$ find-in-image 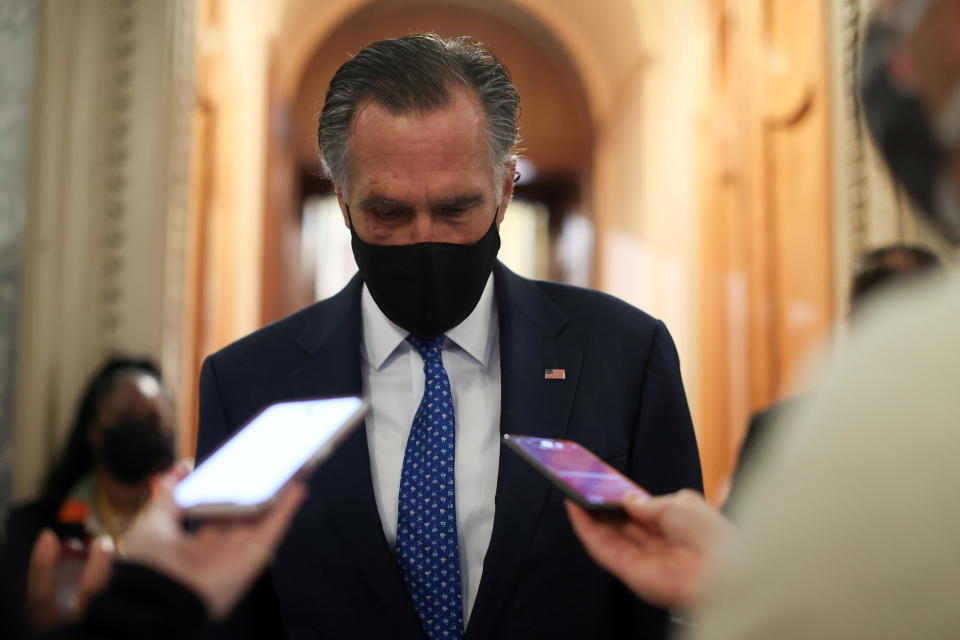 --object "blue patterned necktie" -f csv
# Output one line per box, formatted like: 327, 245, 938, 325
397, 334, 464, 639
